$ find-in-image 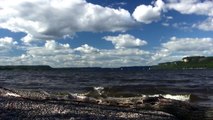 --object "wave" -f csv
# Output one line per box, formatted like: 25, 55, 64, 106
93, 86, 104, 95
65, 86, 191, 107
84, 86, 191, 101
141, 94, 190, 101
67, 92, 191, 108
0, 86, 191, 107
5, 92, 21, 97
